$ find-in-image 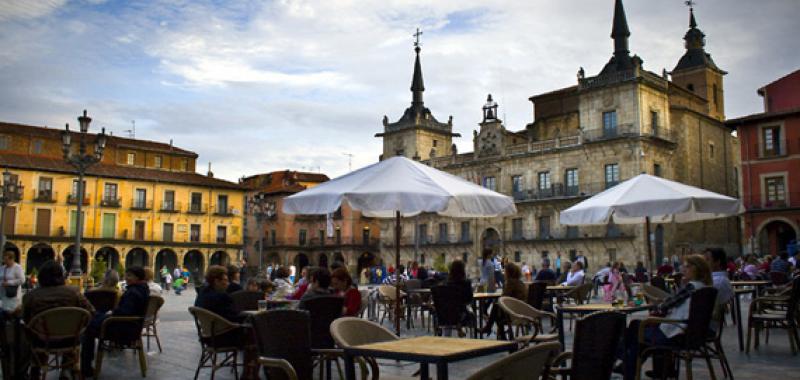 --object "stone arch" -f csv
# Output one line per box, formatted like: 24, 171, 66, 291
62, 245, 88, 274
3, 242, 21, 263
26, 243, 54, 274
756, 218, 798, 256
481, 227, 502, 253
155, 248, 178, 282
318, 253, 329, 268
294, 253, 310, 274
94, 246, 119, 272
125, 247, 149, 269
183, 250, 205, 283
333, 252, 345, 265
210, 251, 229, 266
